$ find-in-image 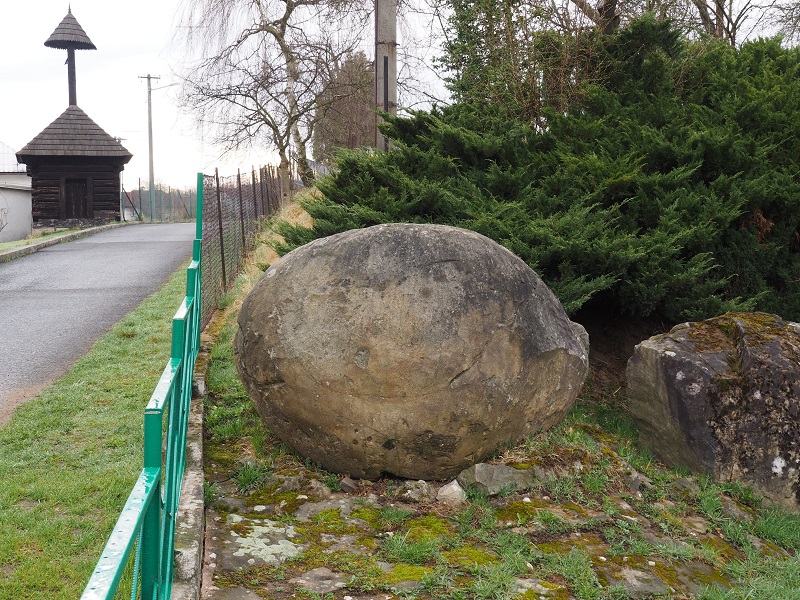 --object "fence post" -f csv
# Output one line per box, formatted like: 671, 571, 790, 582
215, 169, 227, 288
237, 169, 246, 253
251, 167, 259, 219
141, 405, 164, 599
270, 166, 276, 214
262, 167, 268, 216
